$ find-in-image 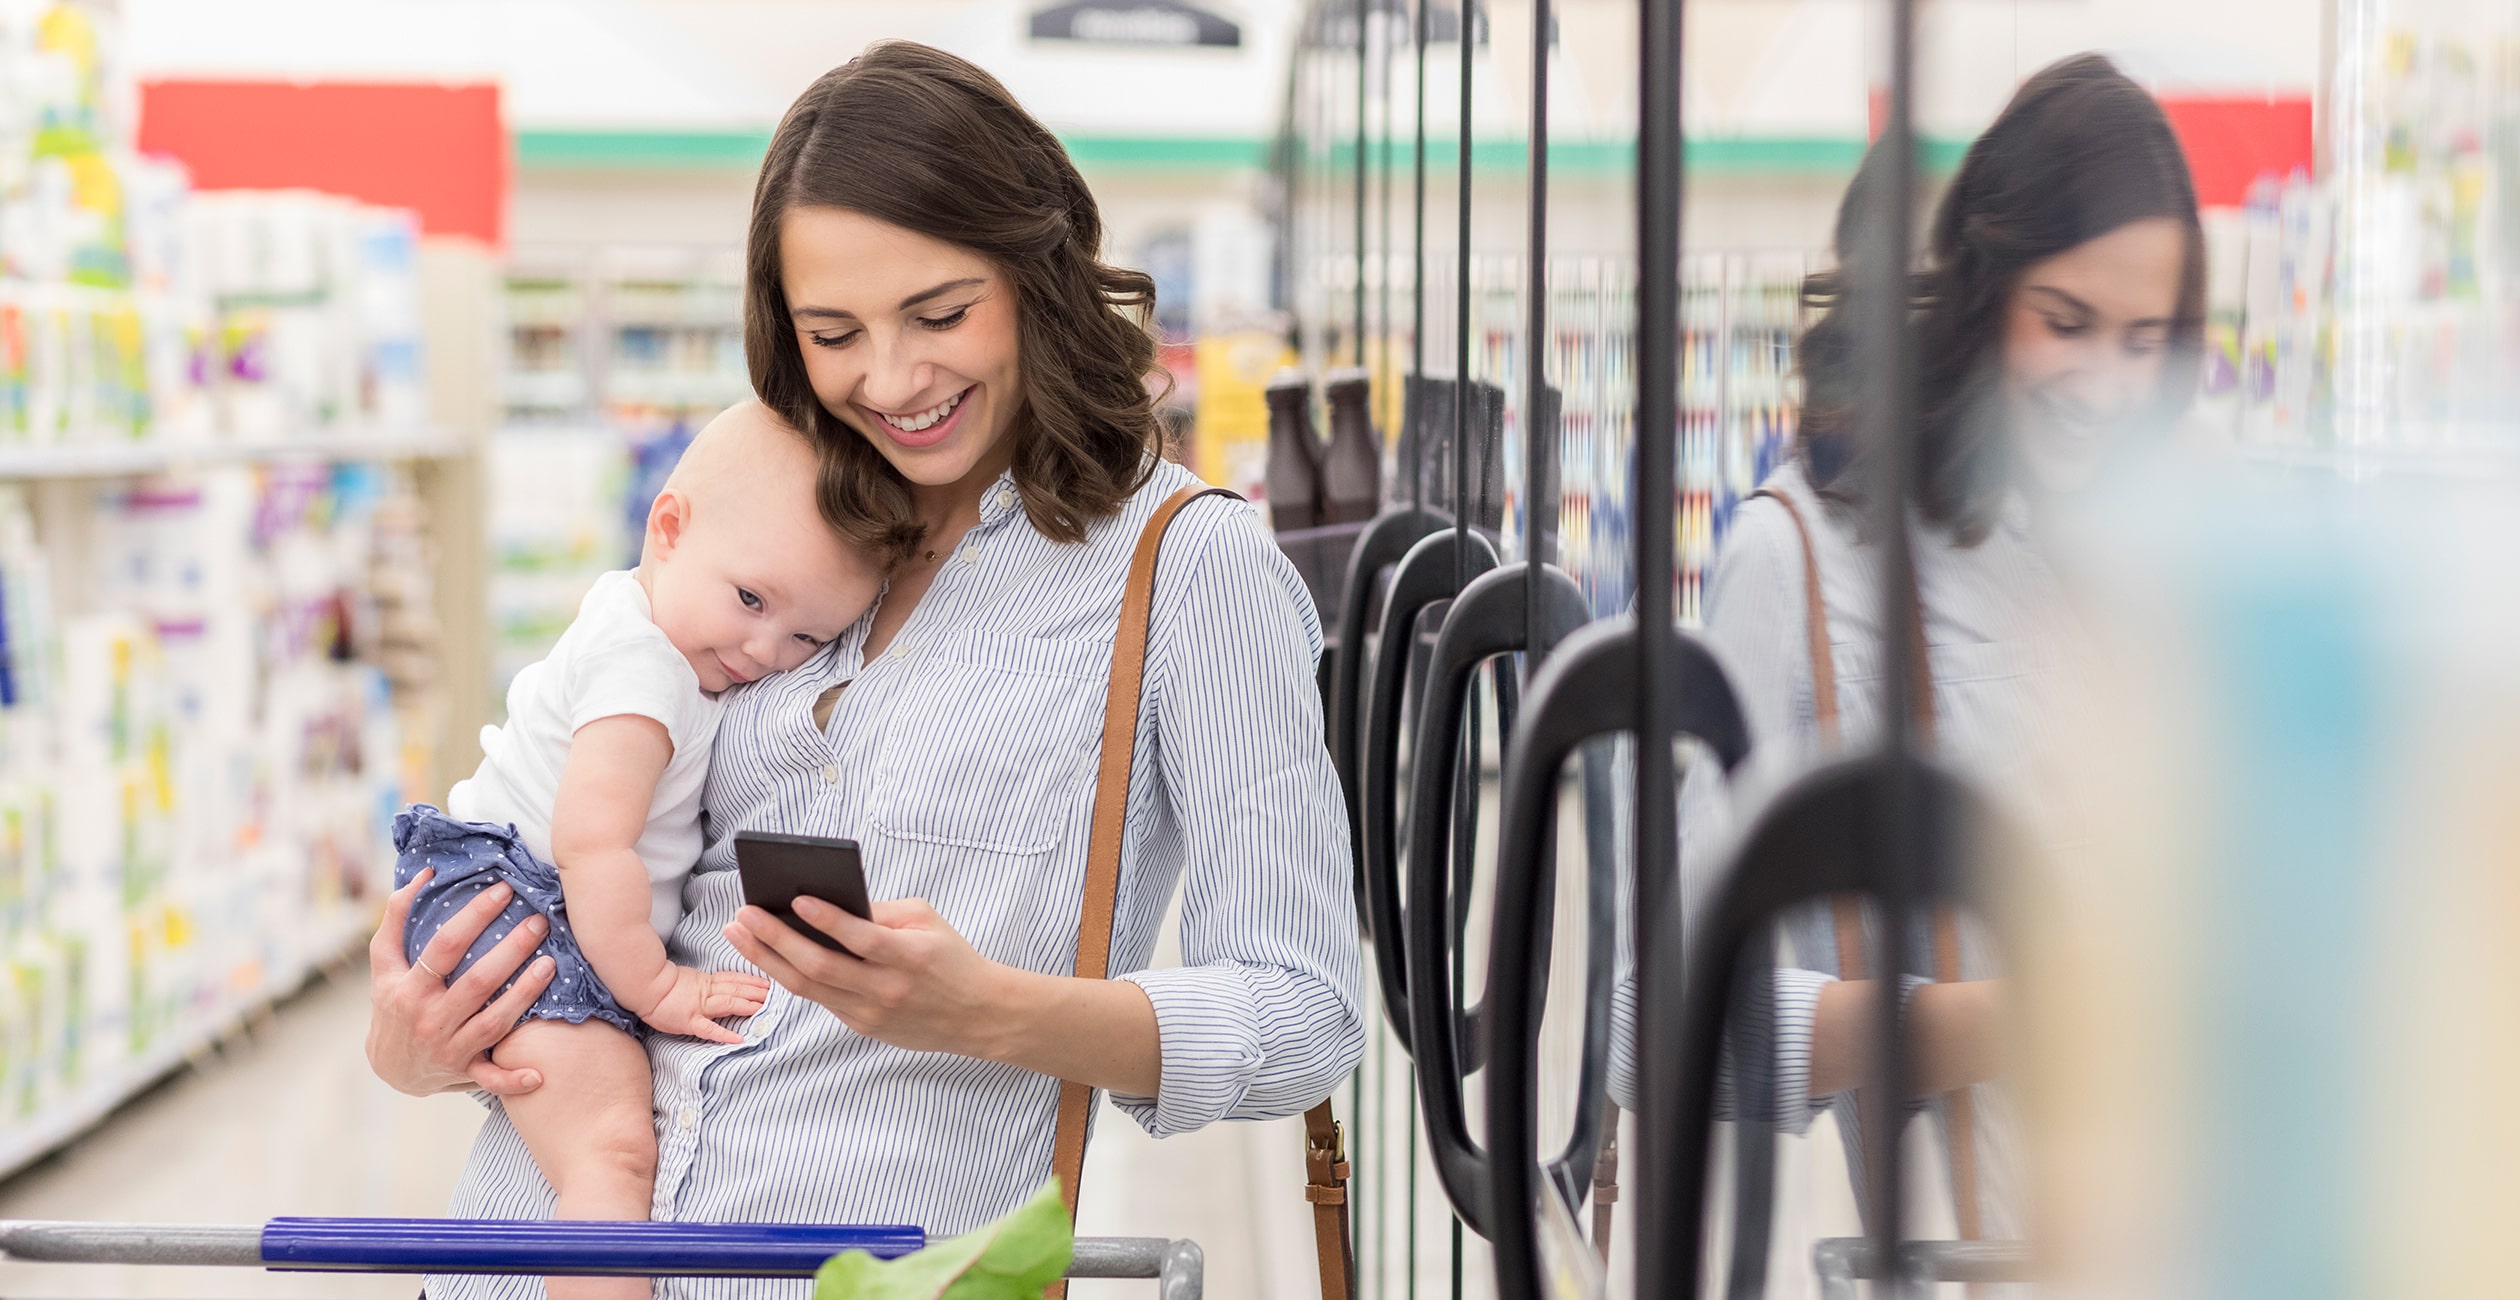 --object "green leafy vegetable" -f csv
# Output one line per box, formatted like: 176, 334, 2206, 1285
813, 1179, 1073, 1300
